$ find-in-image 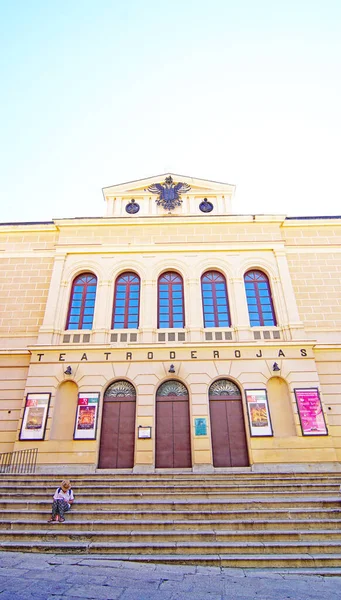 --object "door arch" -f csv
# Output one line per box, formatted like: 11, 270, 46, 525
156, 380, 192, 468
209, 379, 249, 467
98, 380, 136, 469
